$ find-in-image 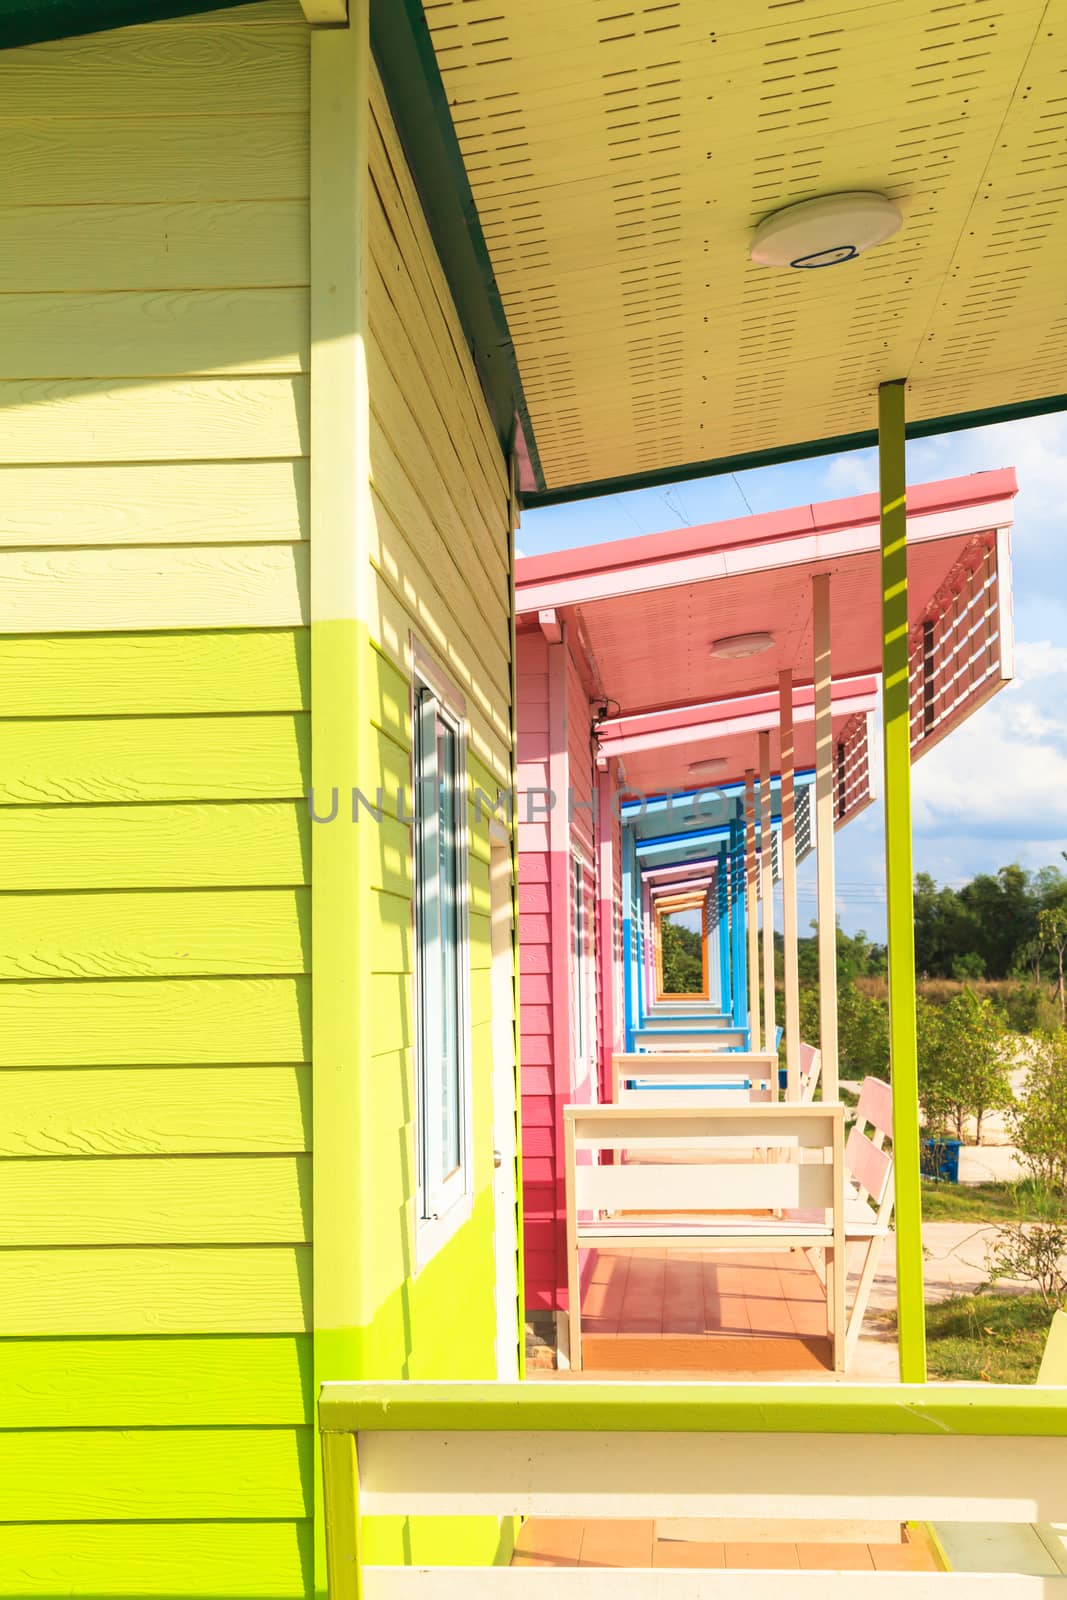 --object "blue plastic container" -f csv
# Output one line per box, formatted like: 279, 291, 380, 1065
921, 1136, 961, 1183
